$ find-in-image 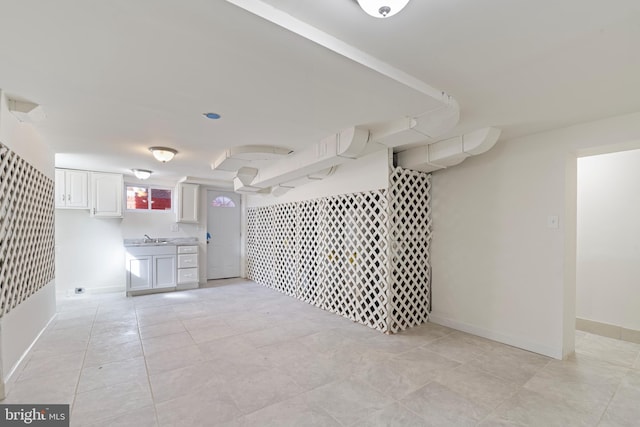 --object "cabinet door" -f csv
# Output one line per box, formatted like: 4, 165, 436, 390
65, 170, 89, 208
91, 172, 123, 217
127, 256, 153, 291
55, 169, 67, 208
176, 183, 199, 223
154, 255, 177, 288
